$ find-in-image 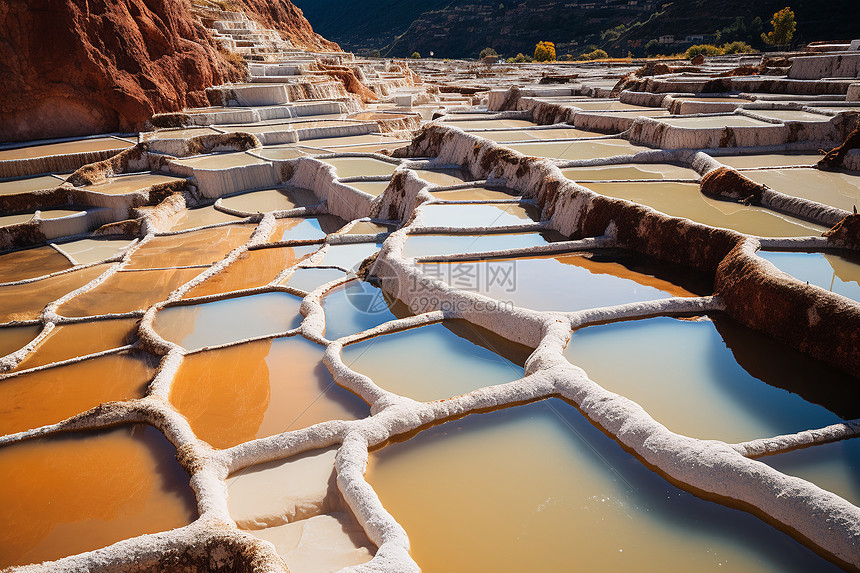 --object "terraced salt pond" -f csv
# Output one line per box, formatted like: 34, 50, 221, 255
562, 162, 699, 181
761, 438, 860, 507
715, 153, 823, 168
428, 185, 519, 201
344, 180, 390, 196
420, 250, 701, 312
471, 128, 603, 142
366, 398, 839, 572
658, 115, 774, 128
0, 137, 133, 161
0, 425, 195, 568
219, 187, 319, 213
581, 181, 828, 237
564, 316, 852, 442
507, 139, 650, 160
82, 171, 186, 195
740, 167, 860, 212
442, 119, 537, 129
321, 157, 398, 178
0, 245, 72, 282
402, 232, 557, 258
1, 265, 108, 322
414, 168, 473, 186
172, 152, 268, 169
321, 281, 406, 339
757, 250, 860, 302
0, 351, 157, 436
11, 318, 137, 371
169, 336, 368, 448
154, 292, 303, 351
0, 174, 65, 195
53, 238, 134, 264
747, 109, 832, 122
417, 203, 539, 228
342, 321, 527, 401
